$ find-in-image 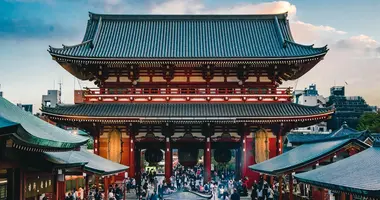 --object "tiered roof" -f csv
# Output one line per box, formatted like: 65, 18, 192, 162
49, 13, 327, 62
41, 103, 333, 123
295, 142, 380, 197
0, 97, 88, 150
